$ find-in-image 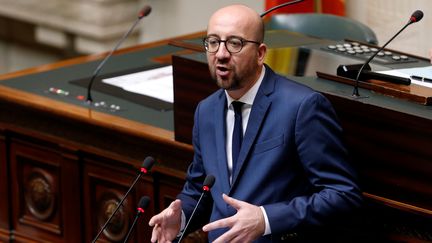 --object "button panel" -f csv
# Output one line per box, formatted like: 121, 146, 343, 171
322, 41, 417, 65
46, 87, 123, 113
